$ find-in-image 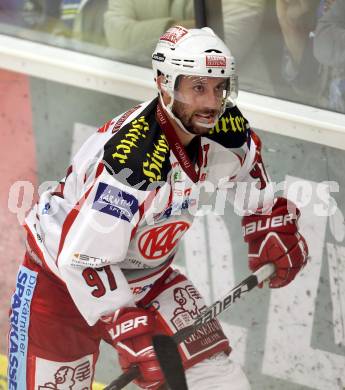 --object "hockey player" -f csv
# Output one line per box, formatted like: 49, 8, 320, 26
8, 26, 308, 390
